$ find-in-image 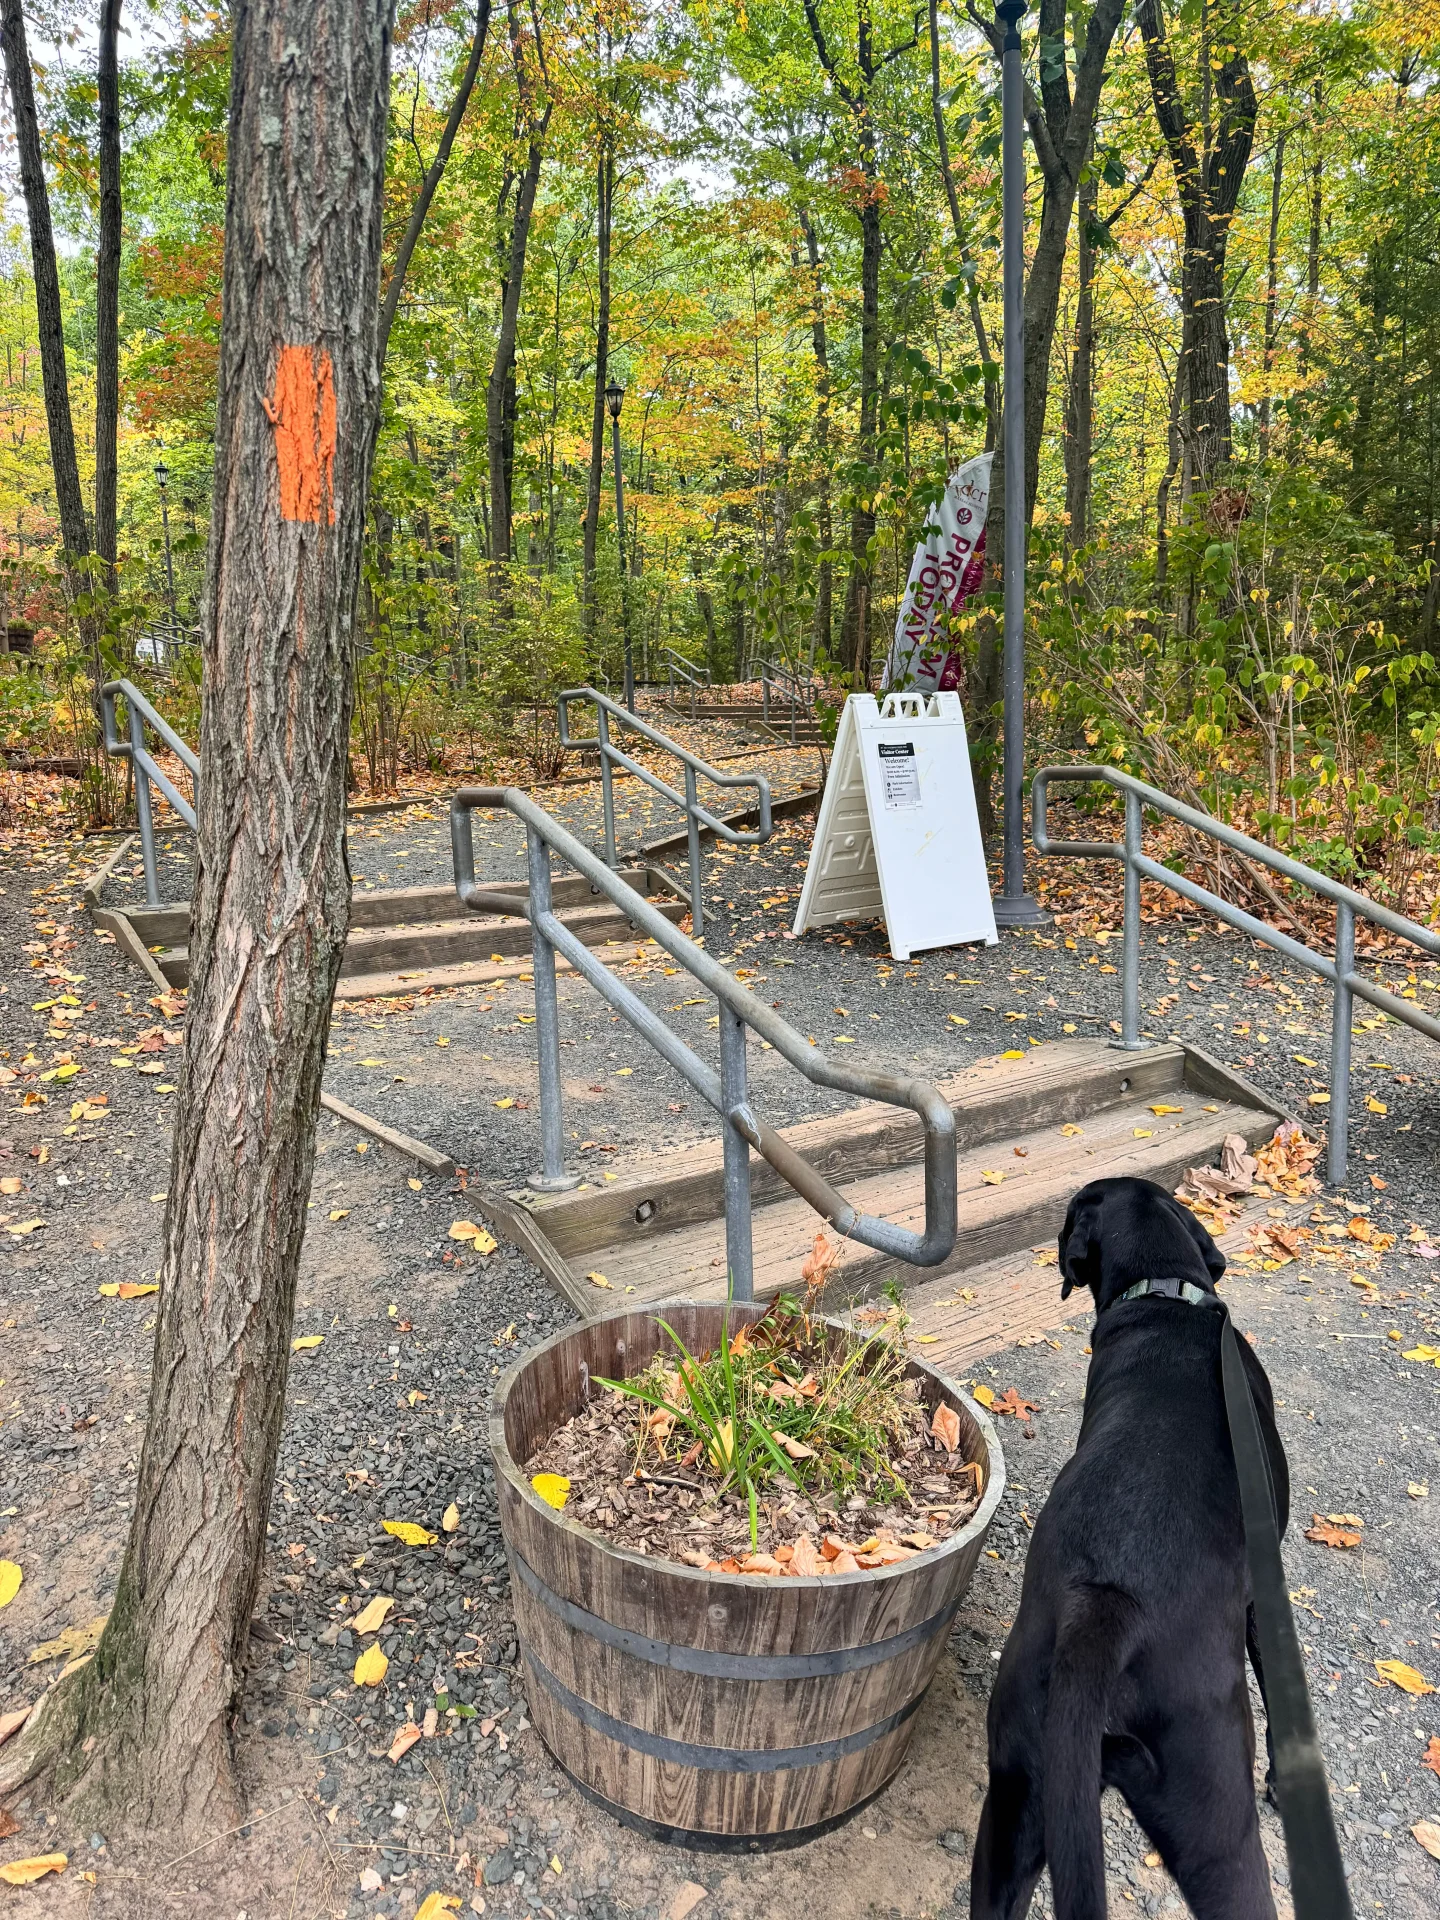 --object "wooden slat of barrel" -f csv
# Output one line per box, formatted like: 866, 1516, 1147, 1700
491, 1300, 1004, 1844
